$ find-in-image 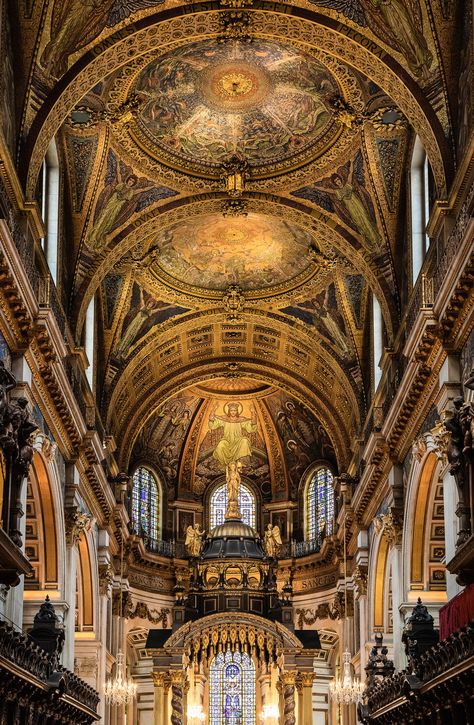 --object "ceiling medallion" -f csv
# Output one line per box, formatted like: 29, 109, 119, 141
203, 61, 270, 113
